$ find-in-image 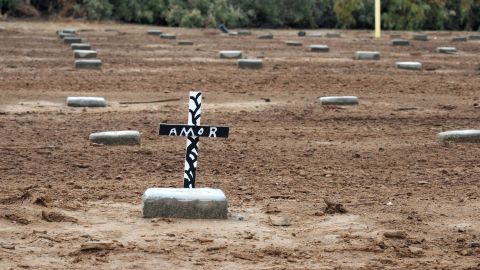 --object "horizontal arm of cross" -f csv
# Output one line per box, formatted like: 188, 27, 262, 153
159, 124, 229, 138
